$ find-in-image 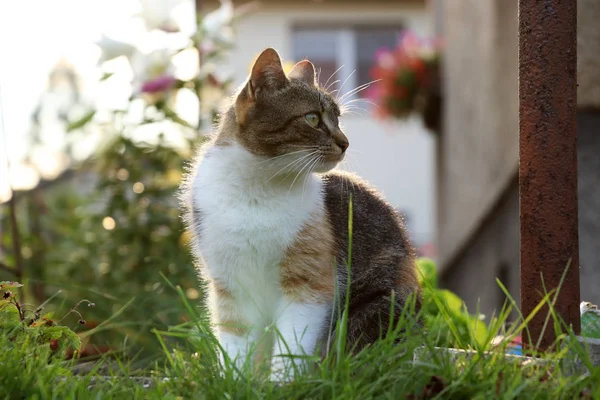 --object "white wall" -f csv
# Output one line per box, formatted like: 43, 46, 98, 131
223, 4, 435, 247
